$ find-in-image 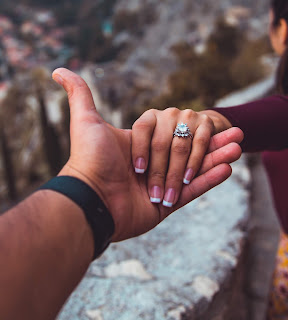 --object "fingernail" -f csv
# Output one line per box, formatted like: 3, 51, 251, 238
135, 157, 146, 174
183, 169, 194, 185
163, 188, 176, 207
150, 186, 162, 203
53, 74, 63, 86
